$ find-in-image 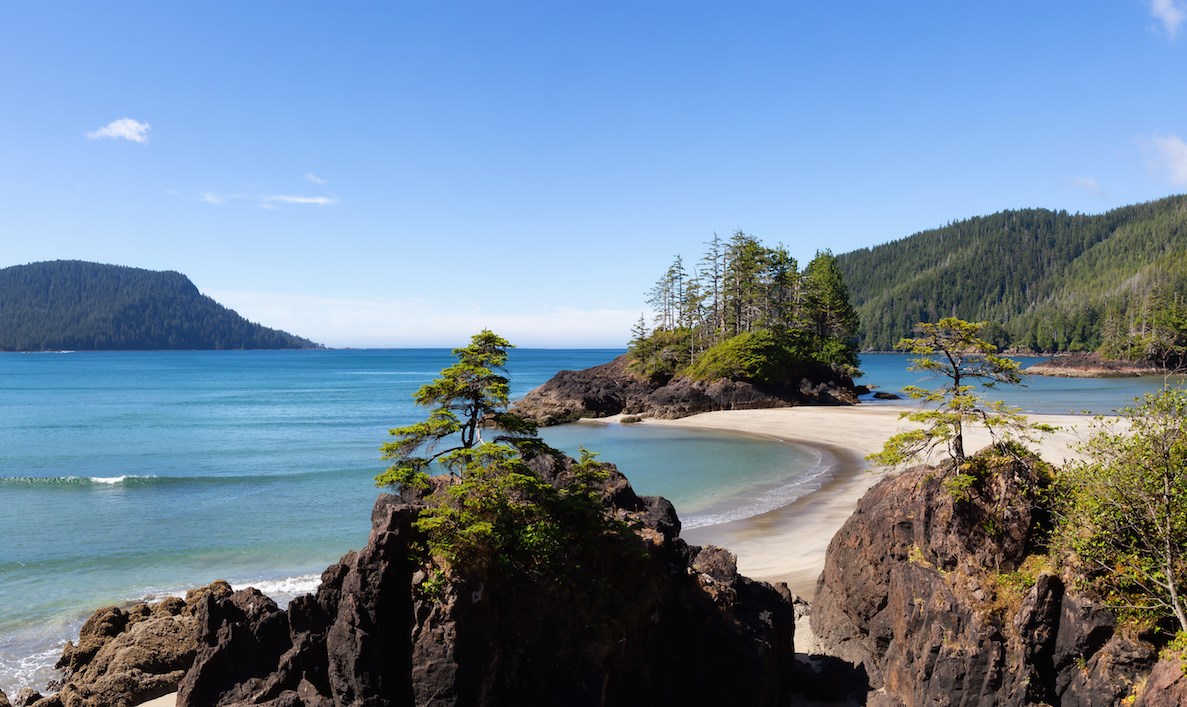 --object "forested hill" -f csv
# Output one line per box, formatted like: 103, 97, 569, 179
835, 194, 1187, 354
0, 261, 320, 351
